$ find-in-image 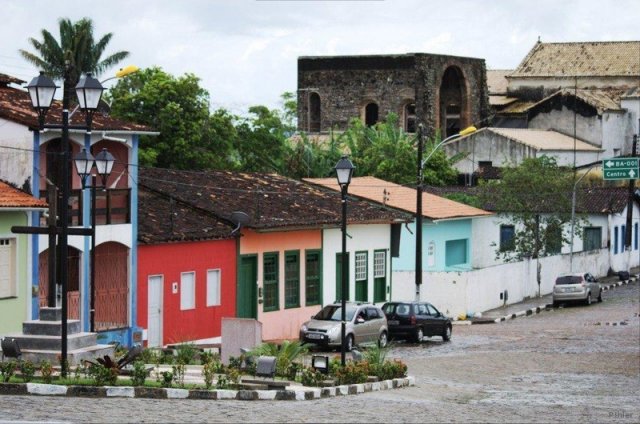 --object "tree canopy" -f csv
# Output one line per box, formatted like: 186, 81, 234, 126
20, 17, 129, 105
